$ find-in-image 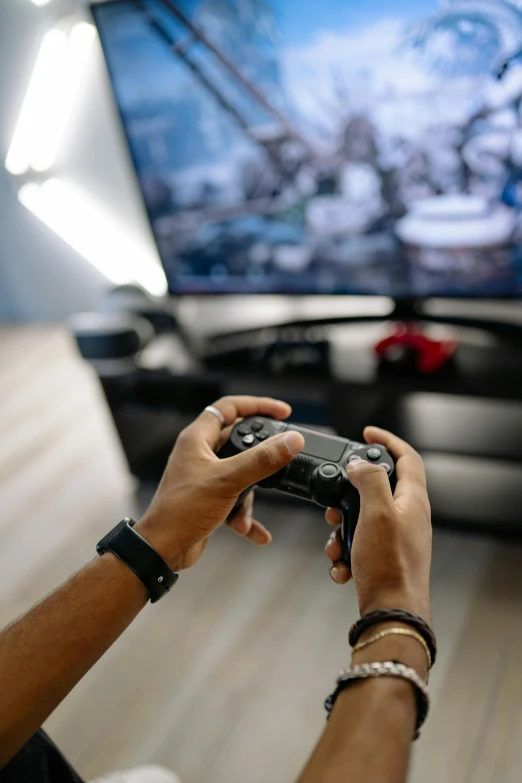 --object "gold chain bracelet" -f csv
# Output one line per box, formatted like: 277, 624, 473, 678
351, 627, 432, 672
